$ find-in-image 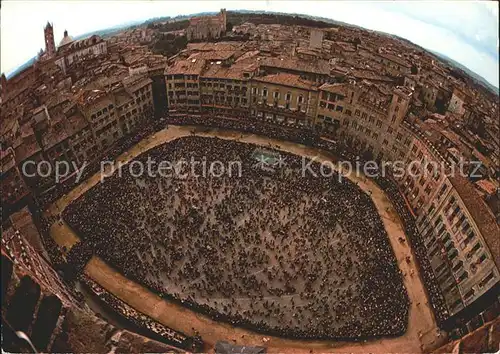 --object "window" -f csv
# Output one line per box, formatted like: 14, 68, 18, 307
467, 242, 482, 259
450, 298, 462, 311
479, 272, 494, 288
391, 115, 397, 123
376, 120, 382, 128
395, 105, 399, 112
345, 109, 352, 116
448, 249, 458, 261
369, 116, 375, 123
327, 103, 335, 110
477, 253, 487, 264
336, 105, 343, 112
464, 289, 475, 300
286, 92, 291, 101
412, 145, 418, 153
383, 139, 388, 146
435, 262, 447, 275
361, 112, 368, 119
457, 271, 468, 283
397, 133, 403, 140
387, 127, 393, 134
355, 109, 360, 116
